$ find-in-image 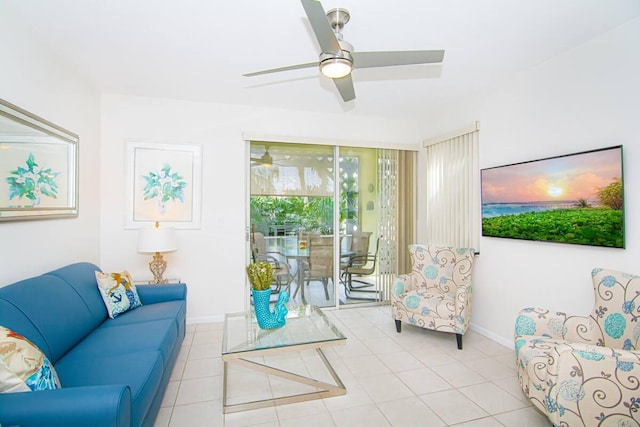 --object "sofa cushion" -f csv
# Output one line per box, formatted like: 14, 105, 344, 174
103, 300, 187, 340
62, 319, 178, 365
55, 350, 163, 427
95, 271, 142, 318
0, 326, 60, 393
0, 273, 101, 363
